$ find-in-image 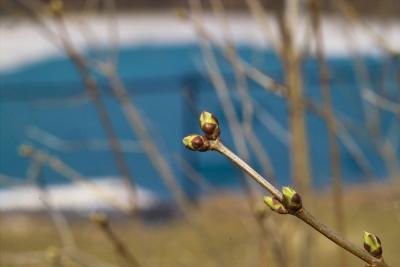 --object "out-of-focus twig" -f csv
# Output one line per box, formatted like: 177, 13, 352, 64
19, 144, 131, 213
210, 0, 276, 183
336, 0, 400, 57
26, 126, 142, 153
14, 0, 139, 212
308, 1, 346, 266
97, 65, 190, 211
276, 2, 314, 265
90, 213, 141, 267
245, 0, 281, 56
22, 146, 115, 267
362, 90, 400, 115
276, 0, 312, 194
